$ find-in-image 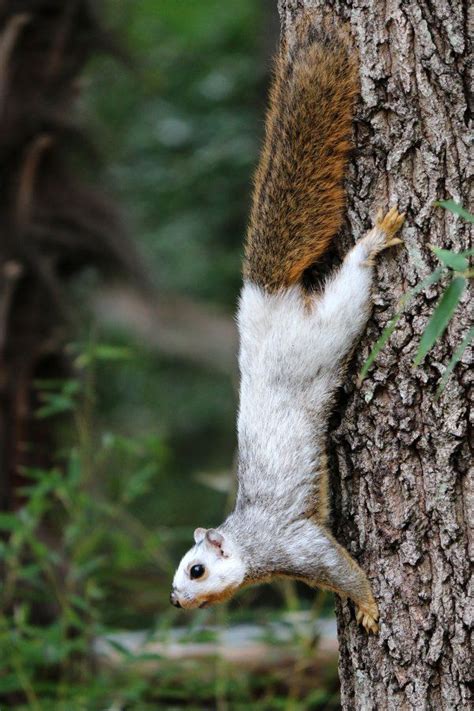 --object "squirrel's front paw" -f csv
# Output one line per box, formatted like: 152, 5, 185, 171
360, 207, 405, 265
356, 600, 379, 634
